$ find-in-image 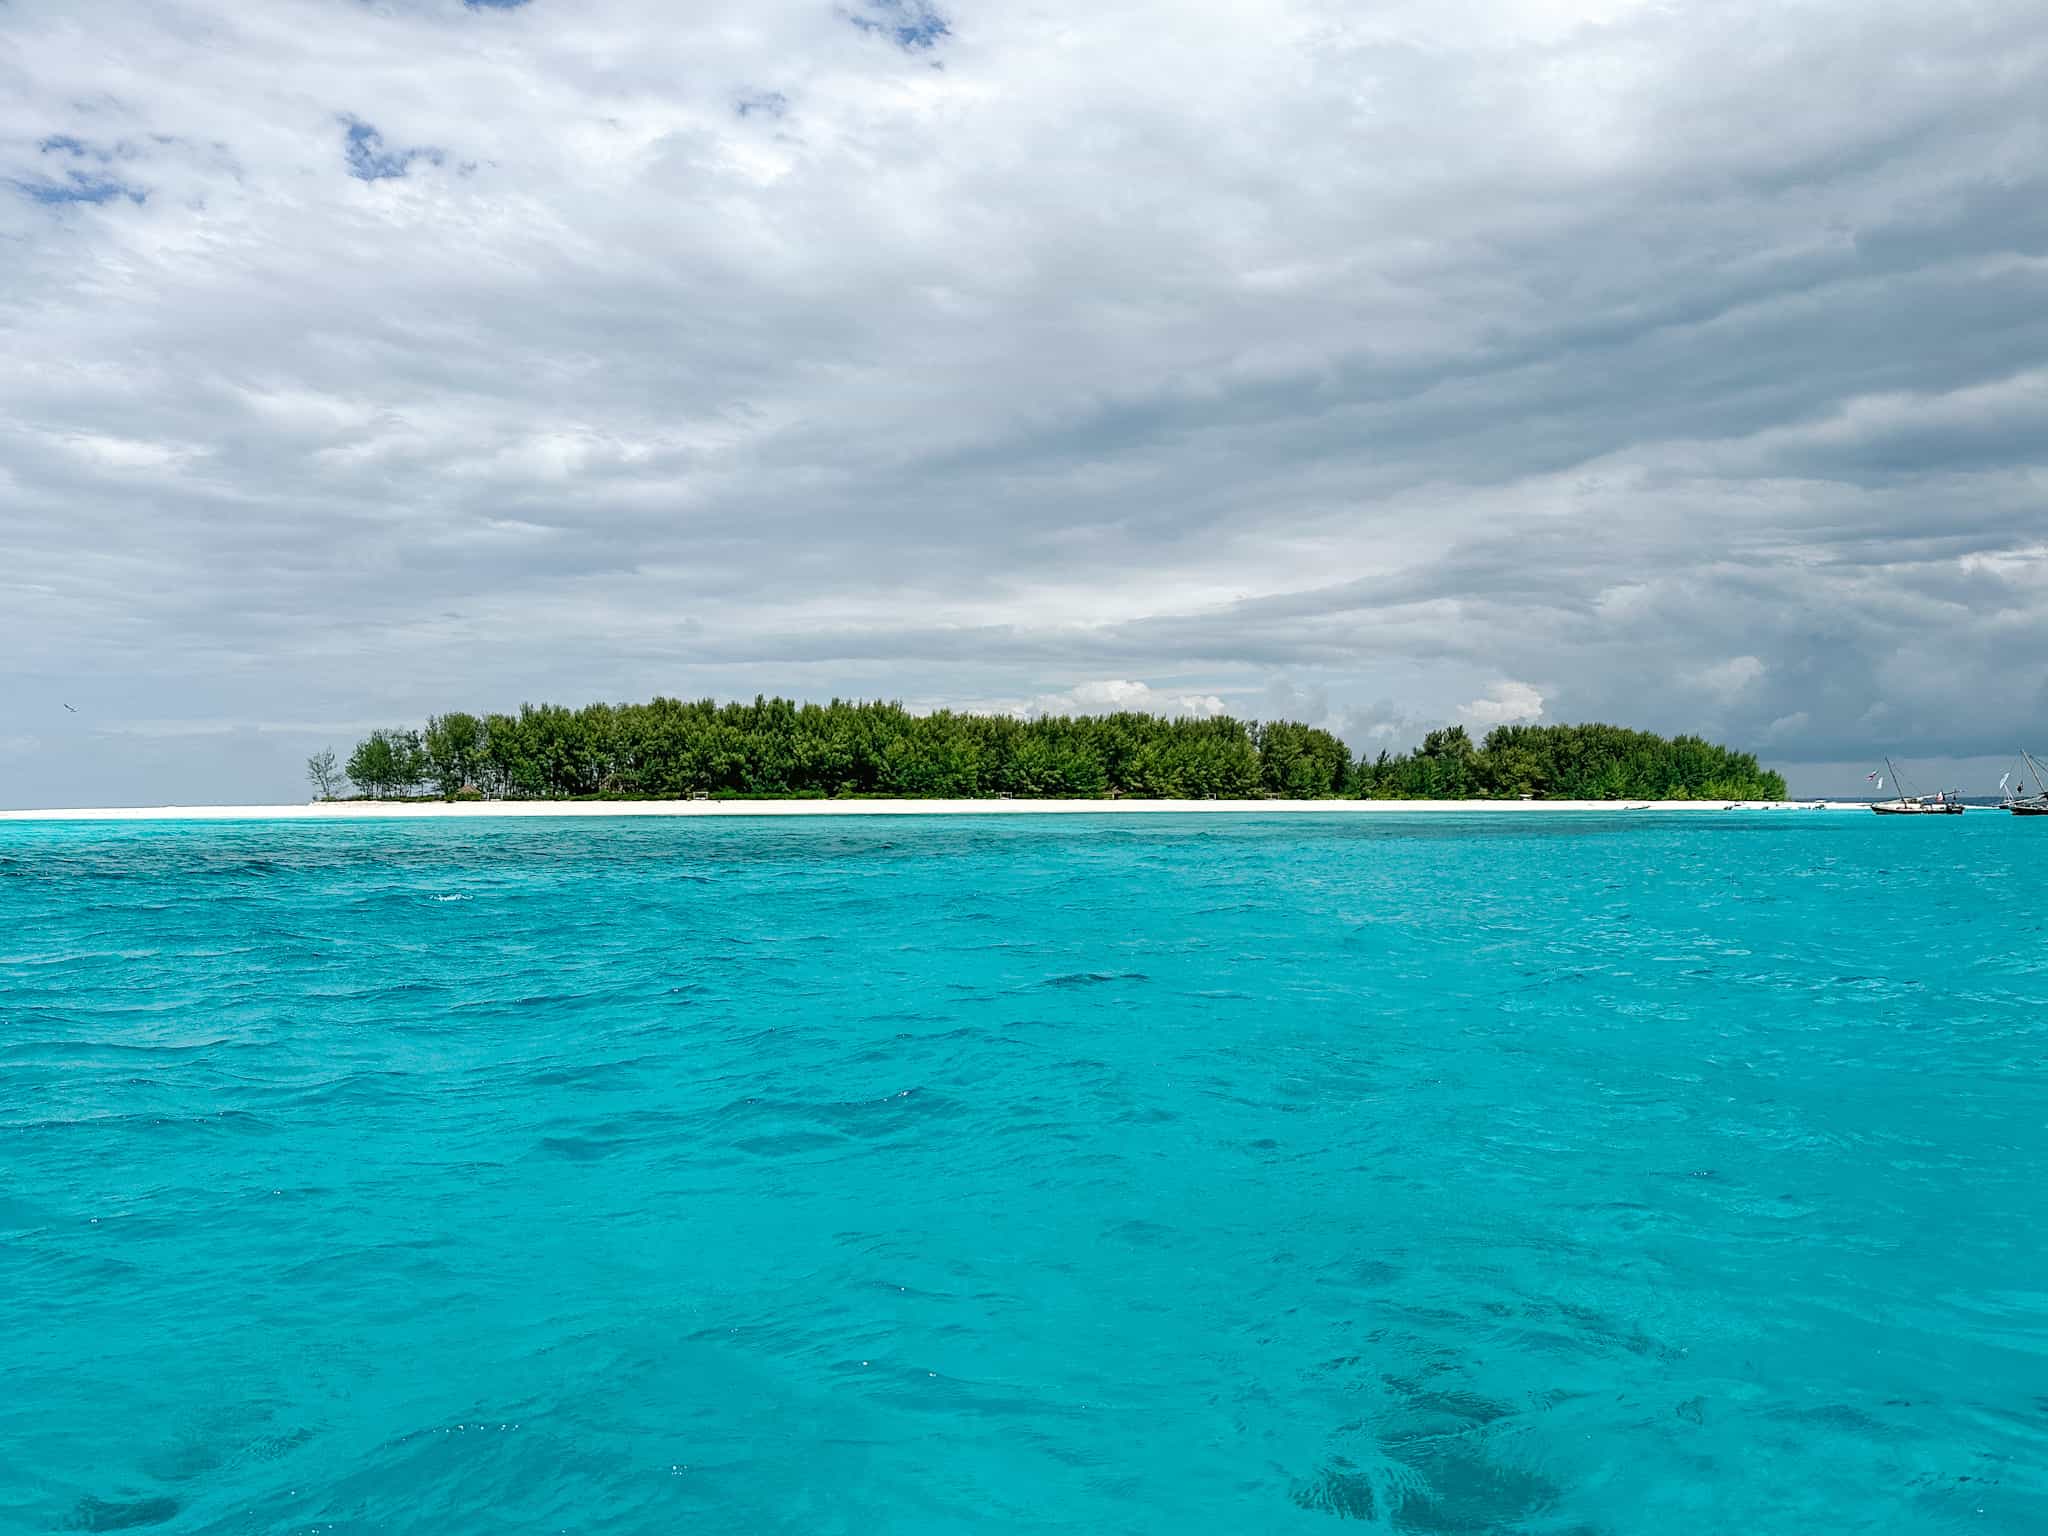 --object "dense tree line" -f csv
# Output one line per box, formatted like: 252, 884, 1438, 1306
1353, 723, 1785, 801
330, 699, 1783, 801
